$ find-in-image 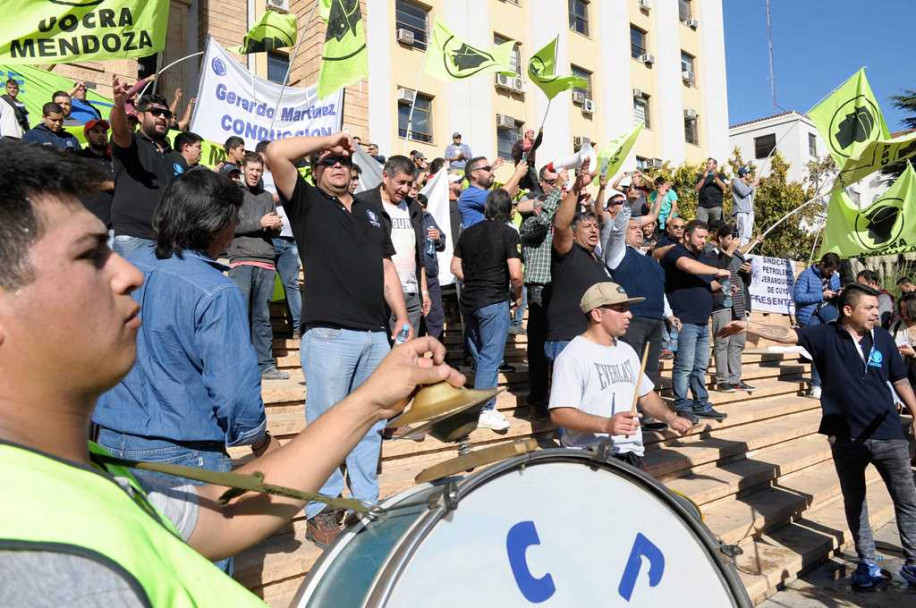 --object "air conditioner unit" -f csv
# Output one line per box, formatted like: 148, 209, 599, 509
638, 53, 655, 65
681, 70, 693, 83
647, 158, 663, 169
686, 18, 699, 29
582, 99, 596, 115
396, 28, 415, 45
512, 76, 525, 93
396, 87, 415, 103
266, 0, 290, 12
573, 136, 591, 149
571, 90, 587, 105
494, 73, 513, 90
496, 114, 516, 129
632, 88, 645, 99
684, 109, 698, 119
638, 0, 651, 10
